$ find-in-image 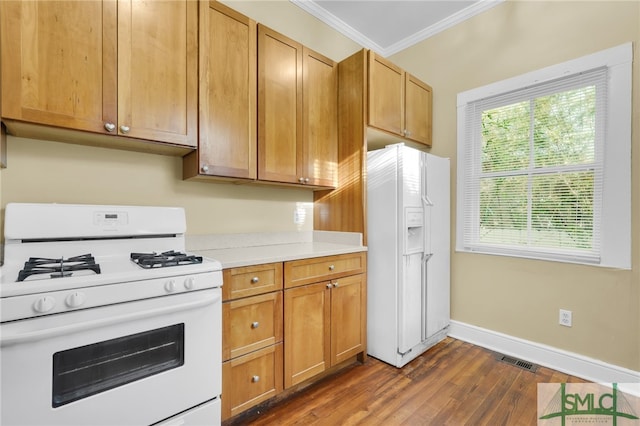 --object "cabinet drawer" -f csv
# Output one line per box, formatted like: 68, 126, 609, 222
222, 343, 283, 421
222, 292, 283, 361
222, 262, 283, 301
284, 252, 366, 288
